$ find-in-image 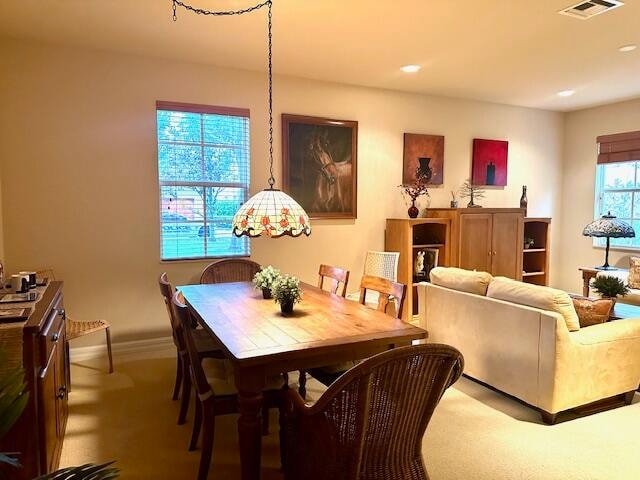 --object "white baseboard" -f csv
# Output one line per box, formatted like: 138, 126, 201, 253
70, 336, 175, 362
